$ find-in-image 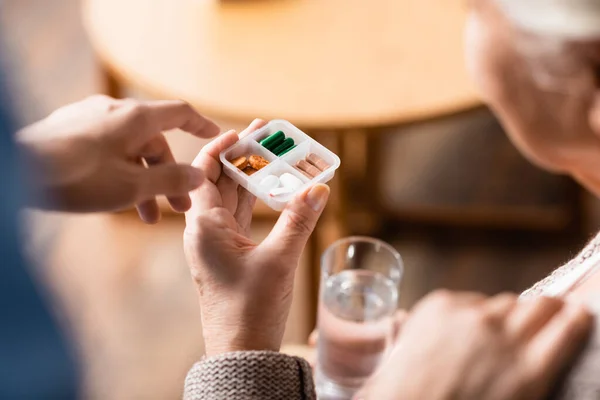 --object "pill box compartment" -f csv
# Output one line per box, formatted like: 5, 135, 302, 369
253, 120, 309, 154
280, 141, 338, 183
221, 140, 277, 178
249, 161, 311, 209
220, 120, 341, 211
